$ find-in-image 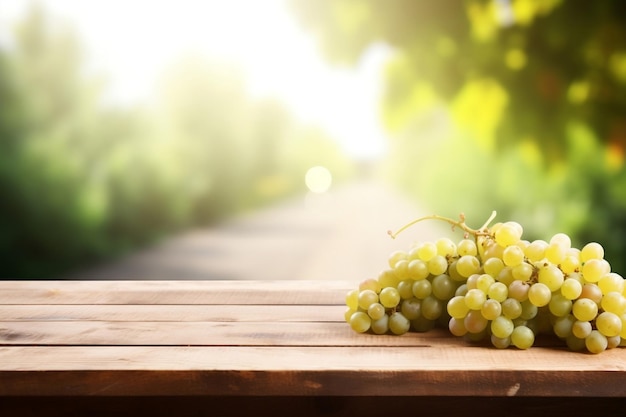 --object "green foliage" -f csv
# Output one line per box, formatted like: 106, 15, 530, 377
290, 0, 626, 273
0, 7, 354, 278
